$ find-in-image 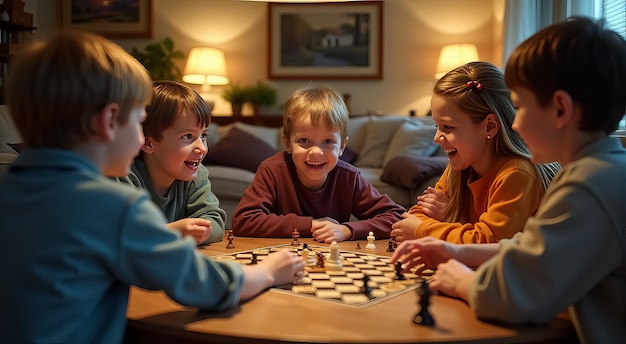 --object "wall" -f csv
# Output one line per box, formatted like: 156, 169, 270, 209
25, 0, 501, 117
